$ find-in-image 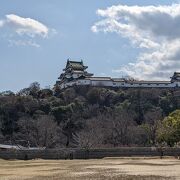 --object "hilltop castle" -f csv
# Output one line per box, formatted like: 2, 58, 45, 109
55, 60, 180, 90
